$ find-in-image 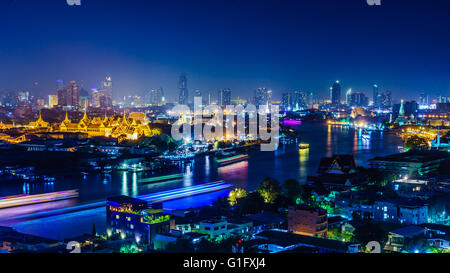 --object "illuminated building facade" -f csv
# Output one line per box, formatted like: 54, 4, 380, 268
330, 81, 341, 106
0, 110, 161, 143
288, 205, 328, 238
106, 196, 171, 245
